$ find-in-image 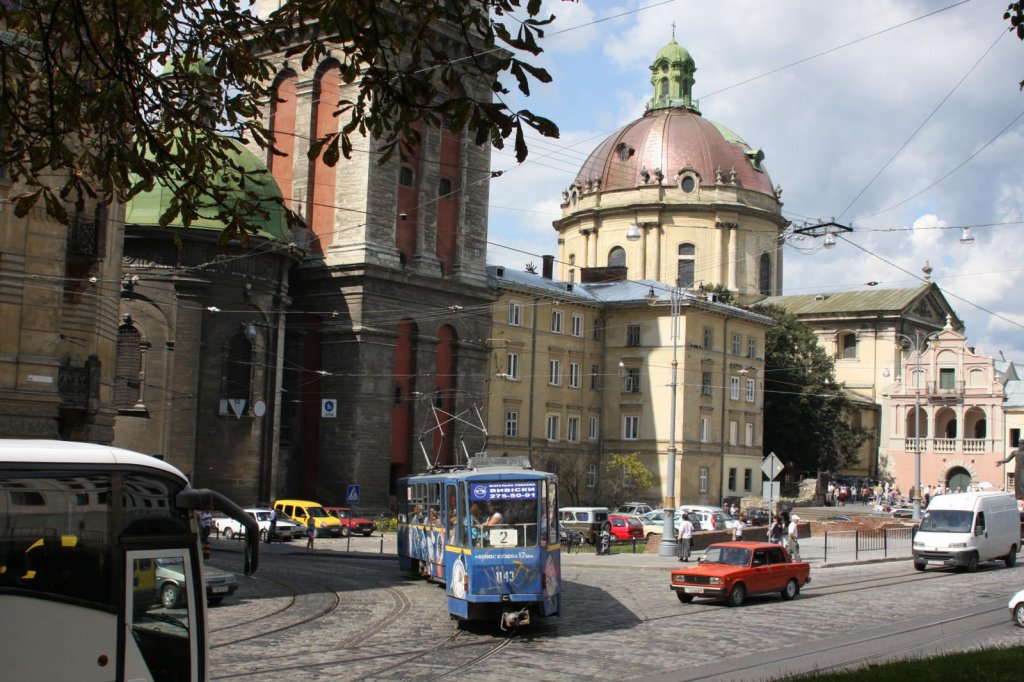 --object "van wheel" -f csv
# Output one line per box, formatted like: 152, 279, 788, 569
965, 553, 979, 572
1006, 546, 1018, 568
160, 584, 181, 609
913, 561, 926, 571
1015, 603, 1024, 628
340, 526, 350, 538
781, 579, 798, 601
223, 528, 234, 540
